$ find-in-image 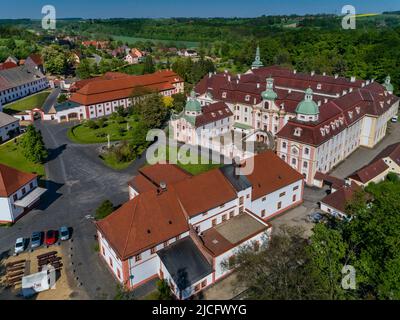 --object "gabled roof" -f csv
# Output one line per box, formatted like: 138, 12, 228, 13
128, 163, 192, 193
349, 159, 389, 184
70, 70, 183, 106
0, 164, 37, 197
0, 112, 19, 127
245, 150, 304, 200
371, 142, 400, 167
96, 187, 190, 260
321, 183, 361, 214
